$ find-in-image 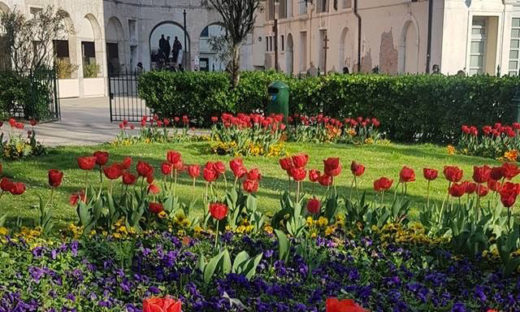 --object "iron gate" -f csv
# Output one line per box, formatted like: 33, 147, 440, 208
108, 70, 150, 122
